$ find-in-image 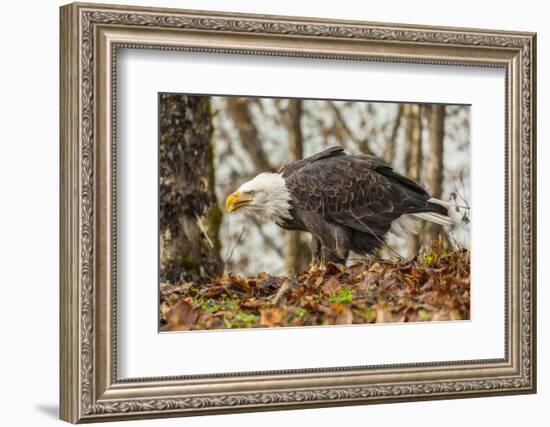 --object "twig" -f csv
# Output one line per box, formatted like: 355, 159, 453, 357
452, 179, 471, 210
271, 280, 291, 306
224, 226, 246, 264
195, 214, 214, 248
251, 218, 284, 257
350, 211, 406, 260
328, 101, 371, 155
446, 228, 460, 251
